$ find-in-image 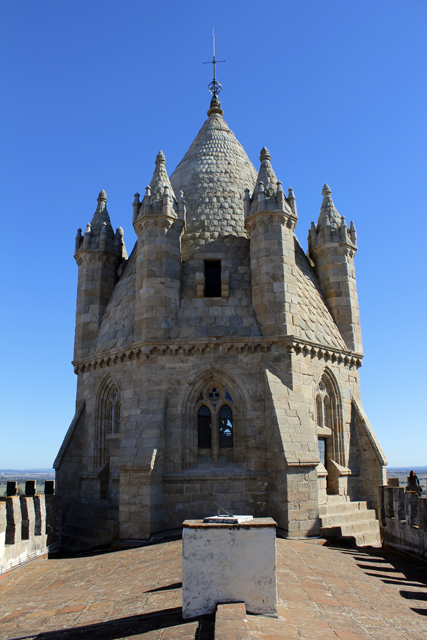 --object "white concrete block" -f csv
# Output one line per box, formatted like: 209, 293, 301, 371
182, 517, 277, 618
